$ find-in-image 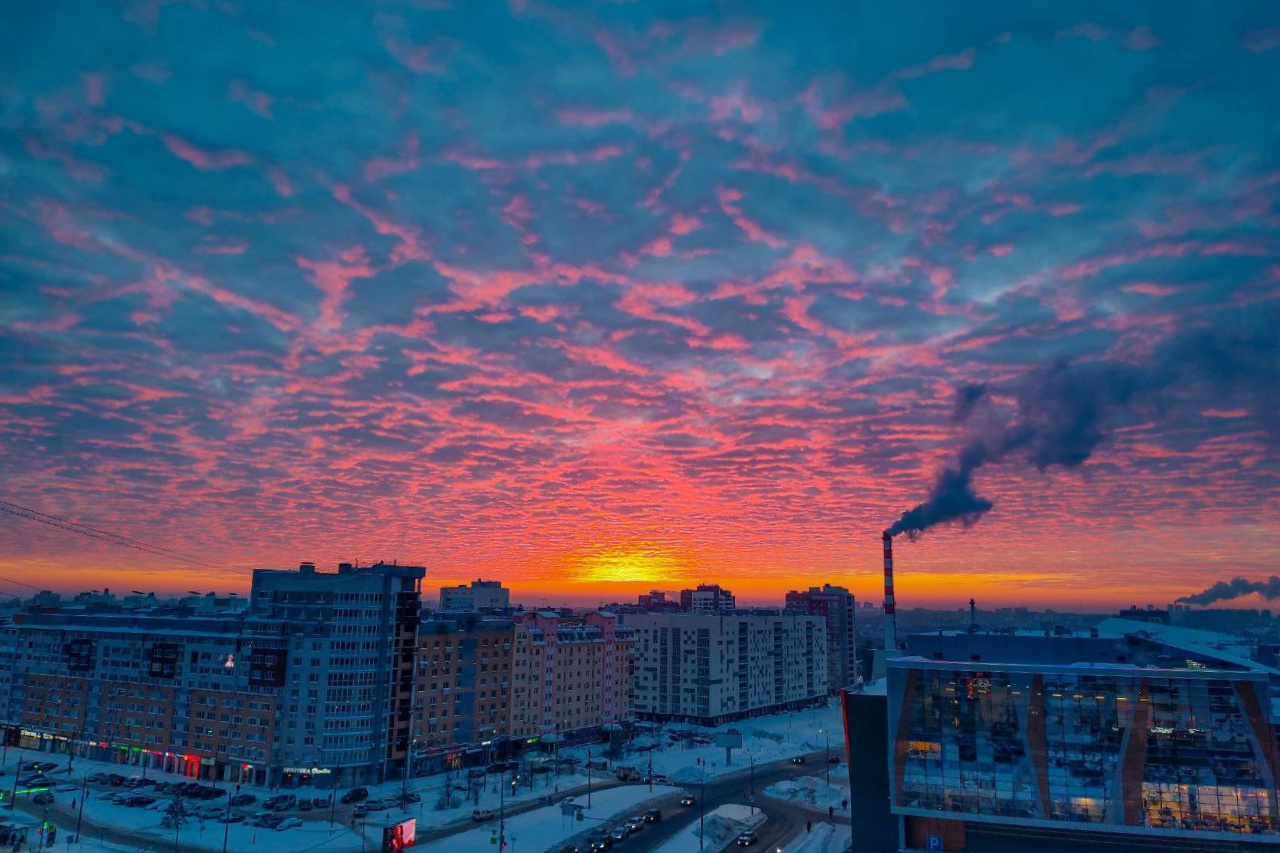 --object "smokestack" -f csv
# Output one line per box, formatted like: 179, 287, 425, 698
883, 531, 898, 652
969, 598, 977, 633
